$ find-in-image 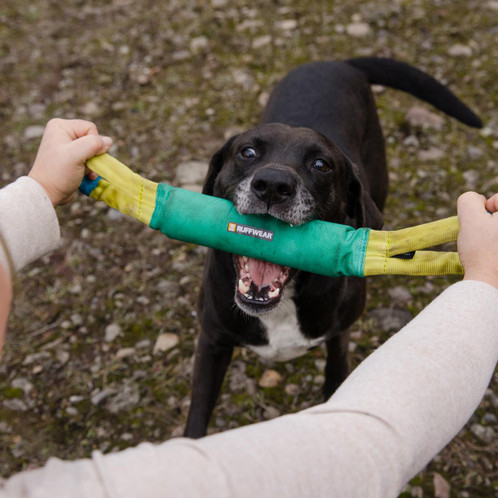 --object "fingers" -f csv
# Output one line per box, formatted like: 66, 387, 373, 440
46, 118, 100, 140
66, 134, 113, 165
485, 193, 498, 214
457, 192, 487, 225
